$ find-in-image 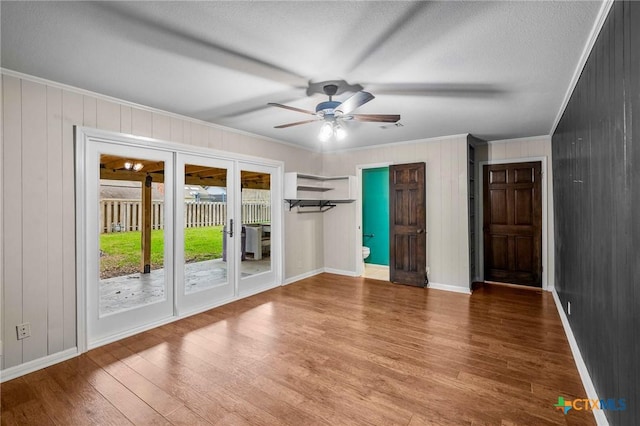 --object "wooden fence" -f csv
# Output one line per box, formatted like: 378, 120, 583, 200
100, 199, 270, 233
